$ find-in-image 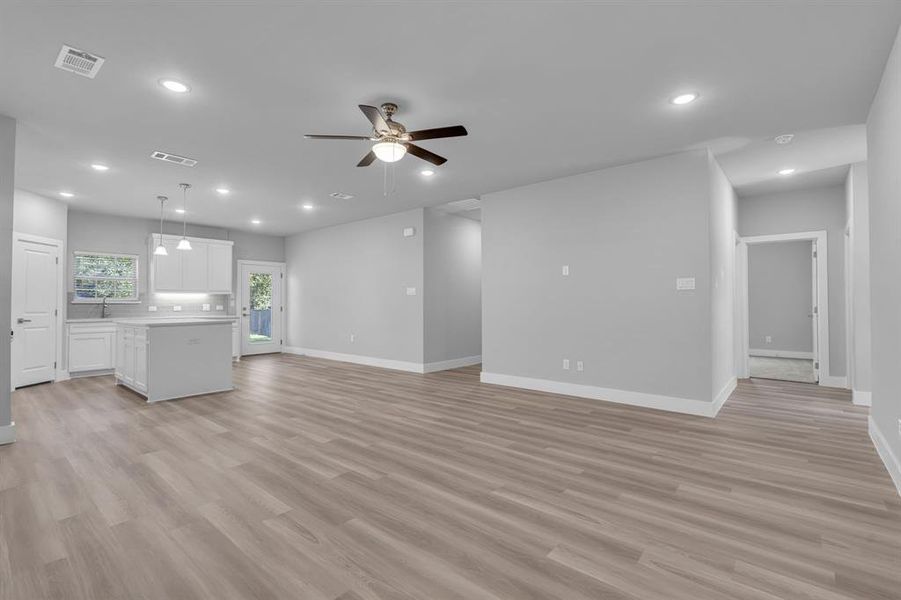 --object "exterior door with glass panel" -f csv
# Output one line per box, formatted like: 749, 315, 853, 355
239, 261, 284, 355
